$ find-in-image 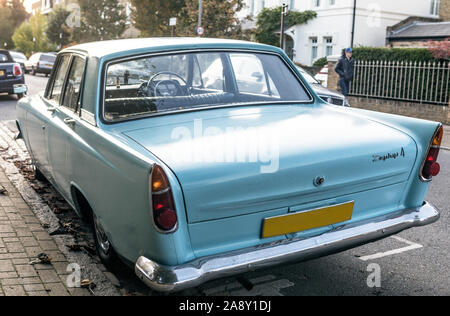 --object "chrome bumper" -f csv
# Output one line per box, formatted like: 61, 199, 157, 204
135, 201, 440, 292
